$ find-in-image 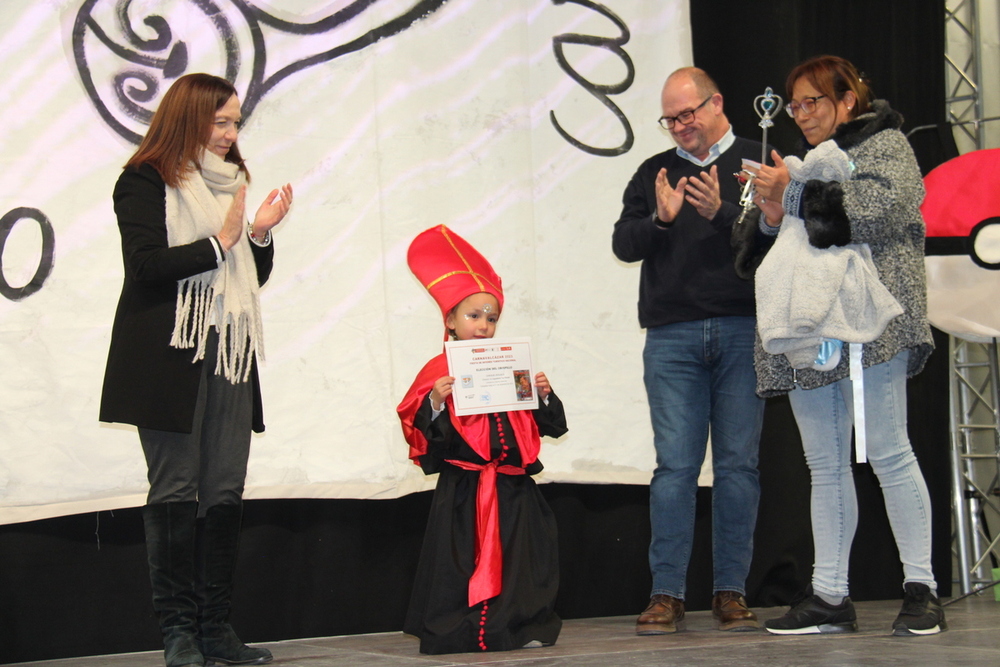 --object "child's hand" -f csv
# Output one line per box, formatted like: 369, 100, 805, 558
534, 372, 552, 398
430, 375, 455, 411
